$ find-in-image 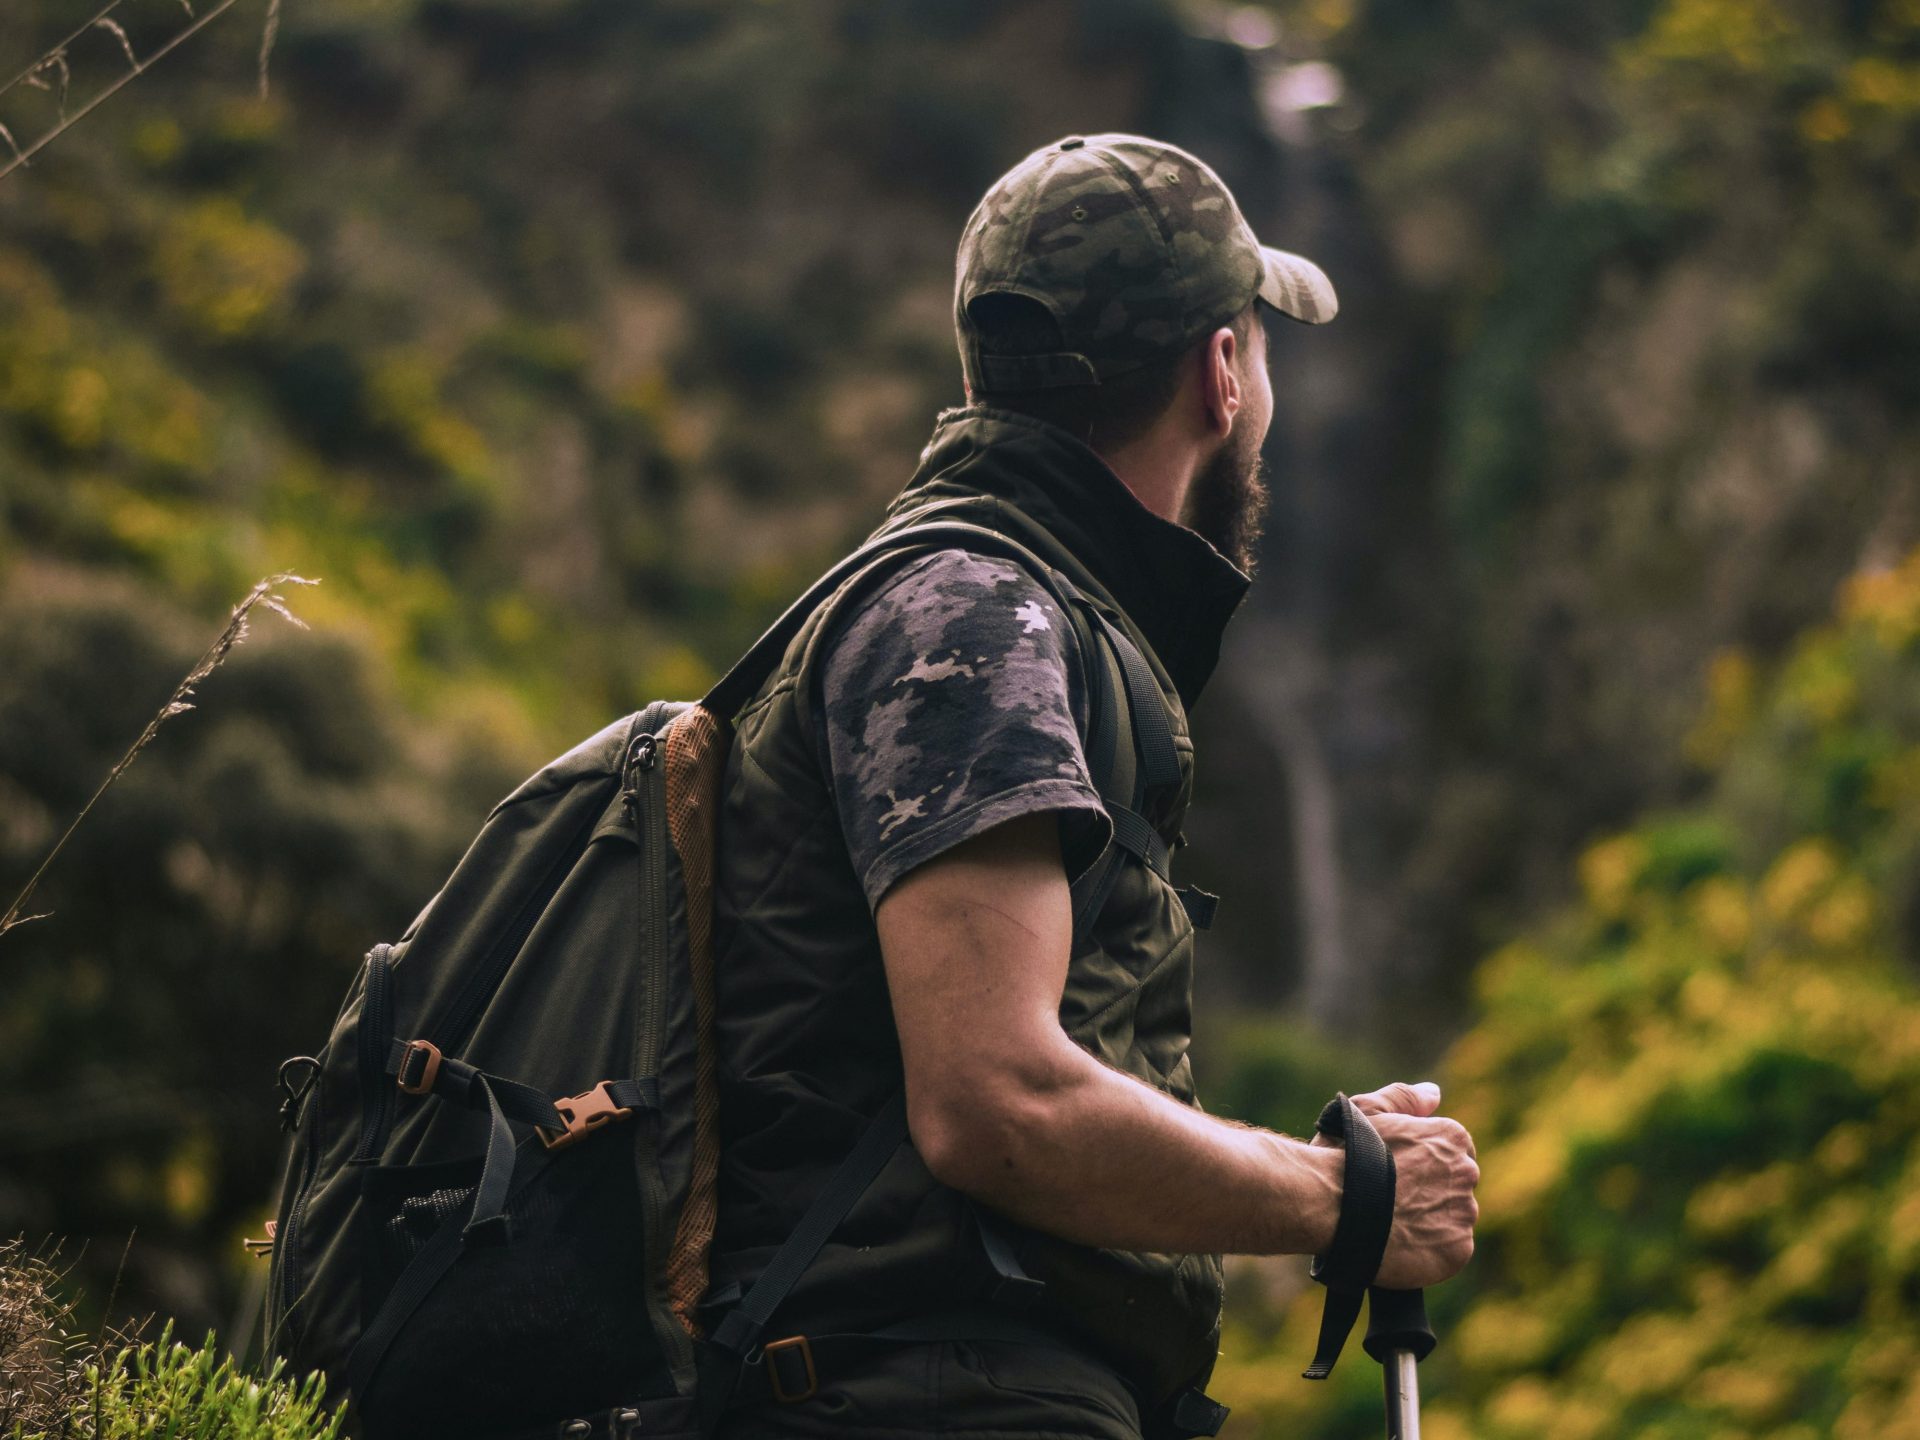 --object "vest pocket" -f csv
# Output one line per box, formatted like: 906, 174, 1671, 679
949, 1338, 1143, 1435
